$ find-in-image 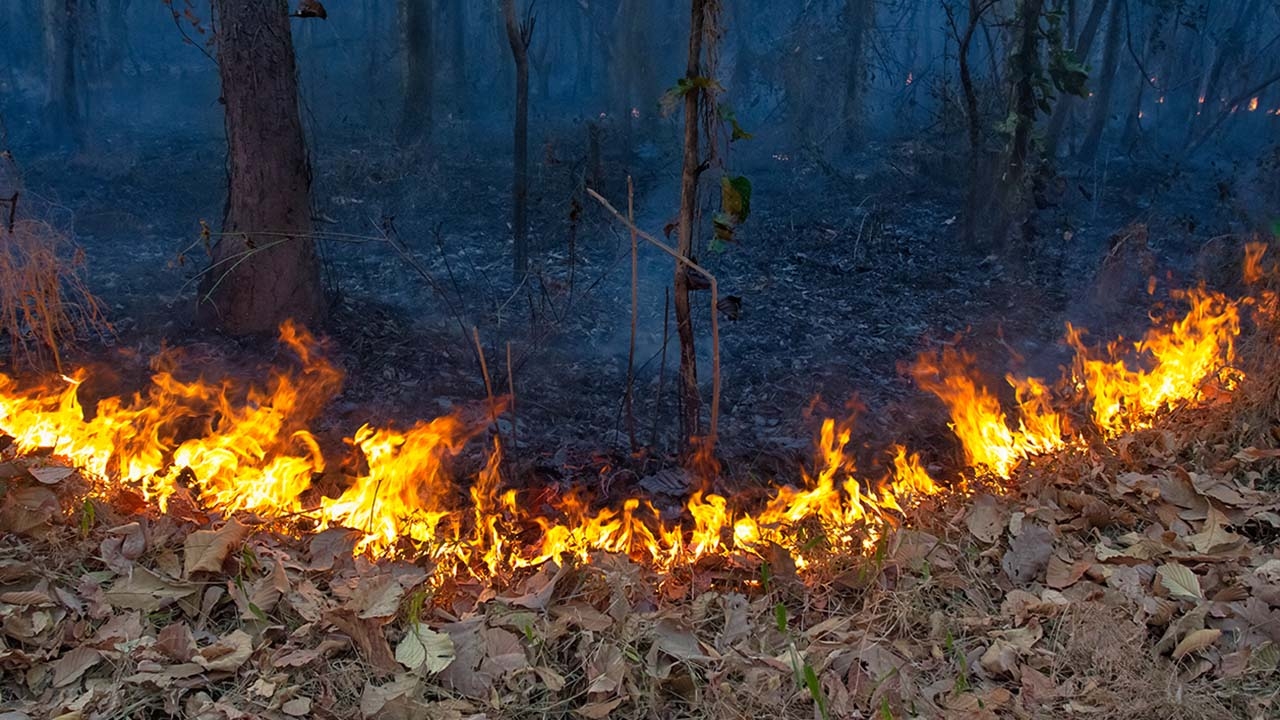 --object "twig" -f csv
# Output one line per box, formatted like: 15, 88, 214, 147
506, 341, 517, 450
652, 287, 671, 449
625, 177, 639, 453
586, 188, 721, 447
